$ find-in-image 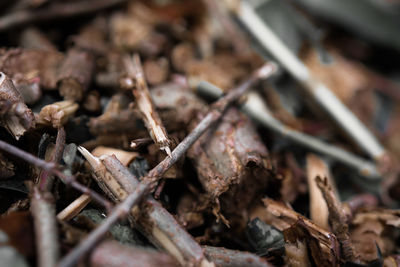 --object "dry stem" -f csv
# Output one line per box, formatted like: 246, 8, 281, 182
315, 176, 359, 263
203, 246, 273, 267
57, 194, 91, 221
306, 154, 331, 230
122, 53, 171, 156
31, 186, 59, 267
